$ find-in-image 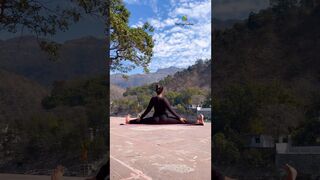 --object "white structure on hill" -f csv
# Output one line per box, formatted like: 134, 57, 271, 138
246, 135, 289, 148
196, 107, 211, 120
